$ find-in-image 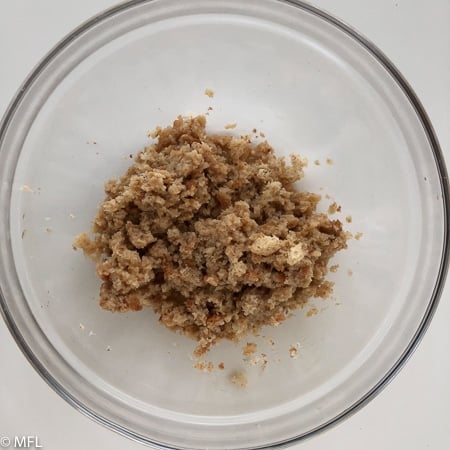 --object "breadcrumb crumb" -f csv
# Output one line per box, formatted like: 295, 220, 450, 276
289, 344, 299, 358
329, 264, 339, 273
20, 184, 33, 193
243, 342, 257, 357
